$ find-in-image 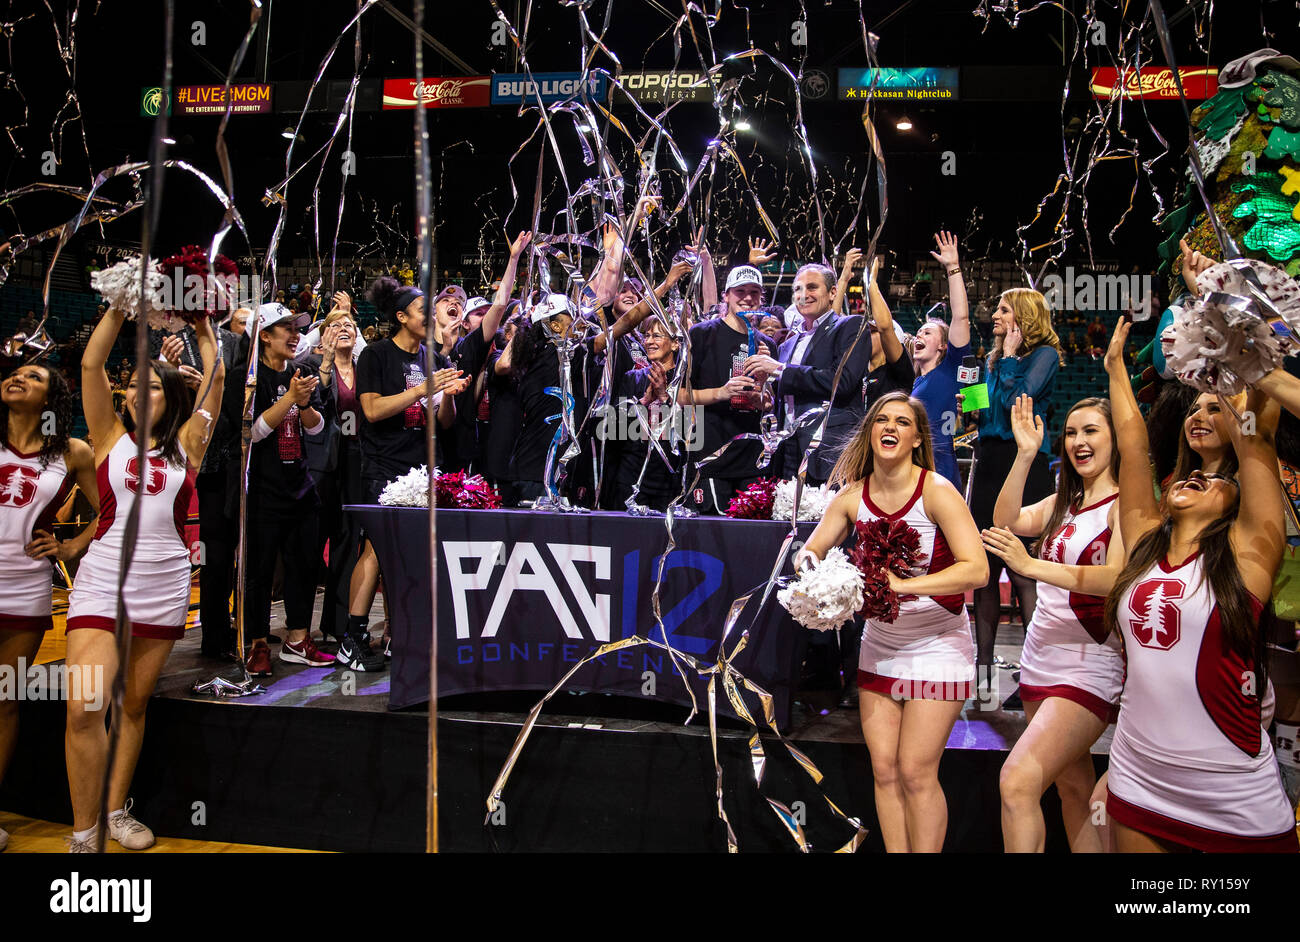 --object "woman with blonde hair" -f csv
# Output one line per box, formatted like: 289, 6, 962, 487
799, 391, 987, 851
965, 287, 1065, 695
